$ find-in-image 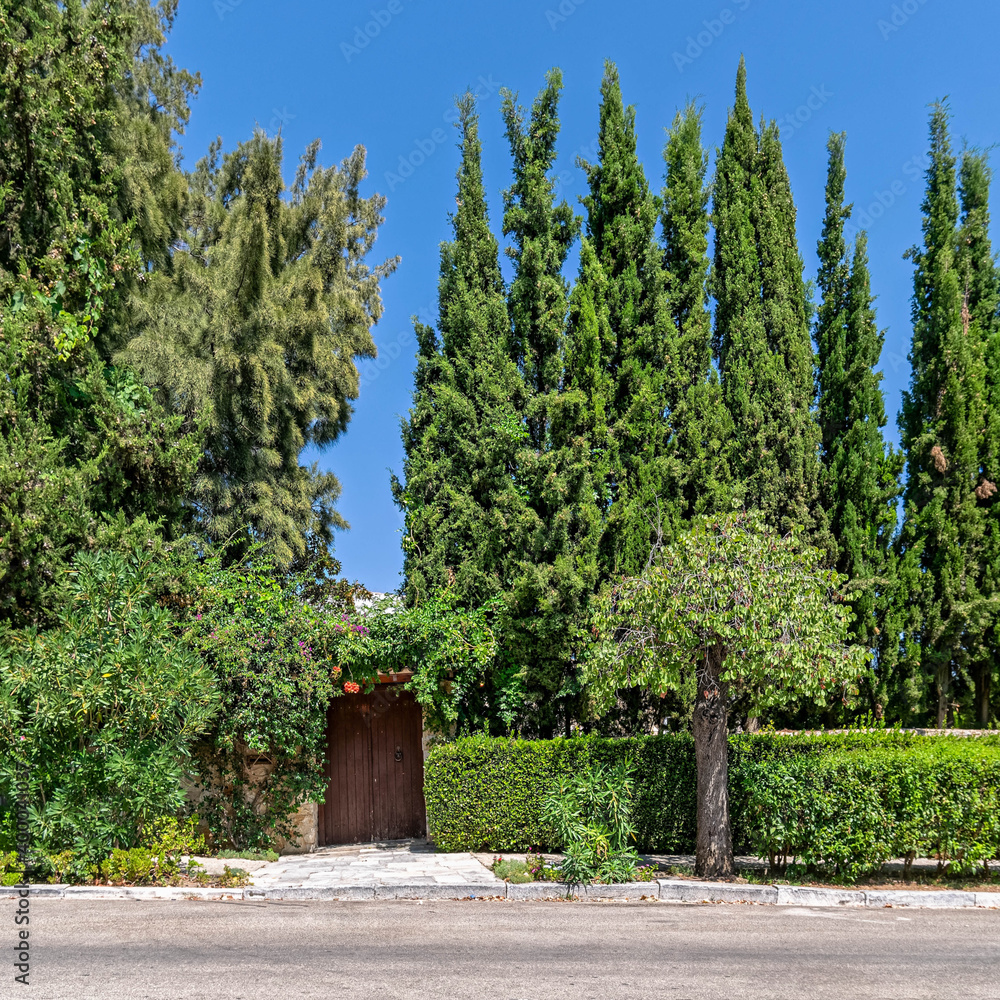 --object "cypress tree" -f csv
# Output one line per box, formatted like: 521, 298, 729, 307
576, 61, 672, 577
897, 106, 994, 727
393, 92, 526, 611
956, 149, 1000, 726
711, 58, 826, 544
500, 71, 599, 733
814, 132, 904, 704
660, 102, 731, 518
